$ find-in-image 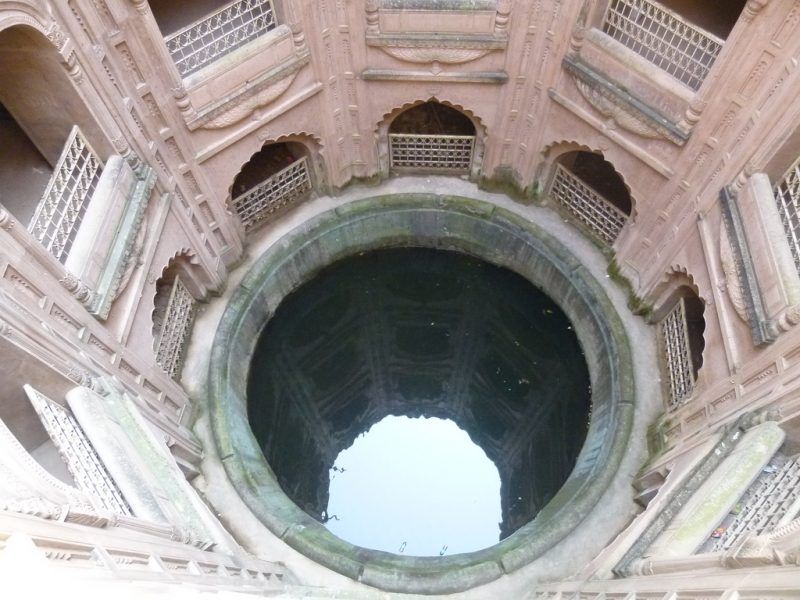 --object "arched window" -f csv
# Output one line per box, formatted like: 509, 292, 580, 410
601, 0, 749, 91
229, 141, 312, 232
152, 257, 200, 380
657, 287, 705, 409
388, 102, 477, 173
148, 0, 279, 77
548, 150, 632, 245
